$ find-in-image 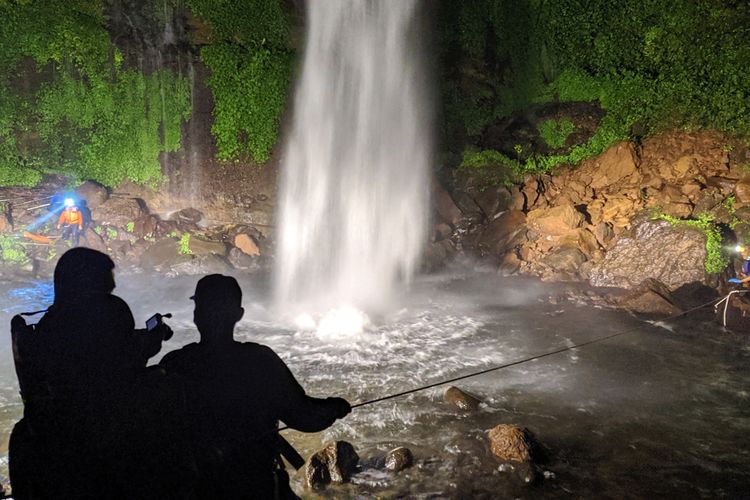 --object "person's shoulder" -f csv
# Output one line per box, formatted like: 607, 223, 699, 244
160, 342, 201, 367
236, 341, 284, 362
